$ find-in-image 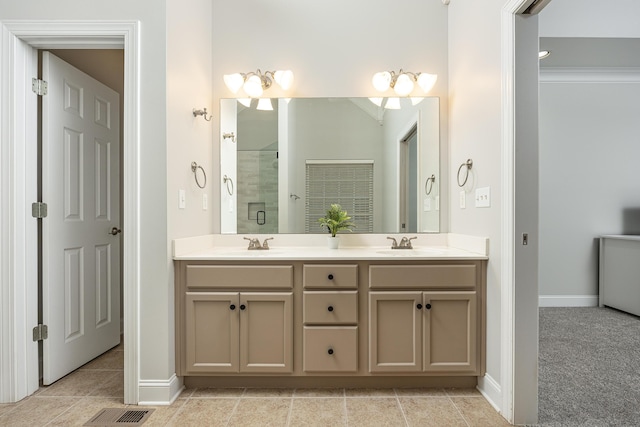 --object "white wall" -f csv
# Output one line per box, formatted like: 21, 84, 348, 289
212, 0, 449, 233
